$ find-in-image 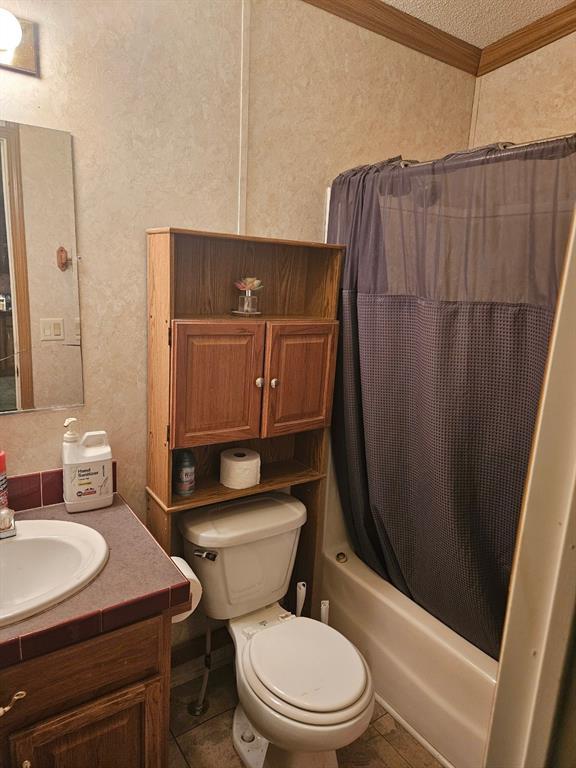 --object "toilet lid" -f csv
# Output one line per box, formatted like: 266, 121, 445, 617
248, 618, 367, 712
